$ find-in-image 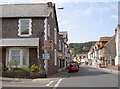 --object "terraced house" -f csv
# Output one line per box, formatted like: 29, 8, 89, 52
0, 2, 68, 78
88, 25, 120, 70
115, 25, 120, 67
